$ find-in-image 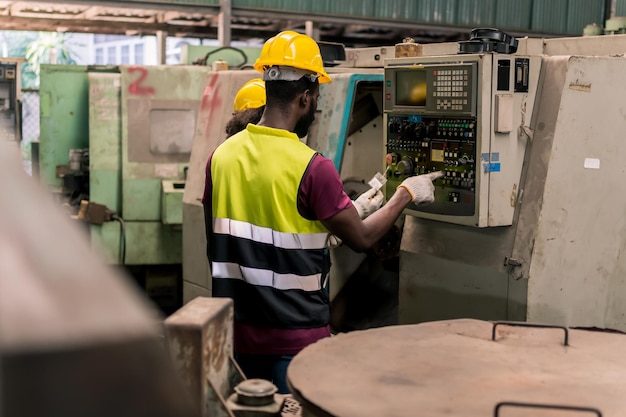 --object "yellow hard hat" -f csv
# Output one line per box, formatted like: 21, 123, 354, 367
233, 78, 266, 111
254, 30, 332, 84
